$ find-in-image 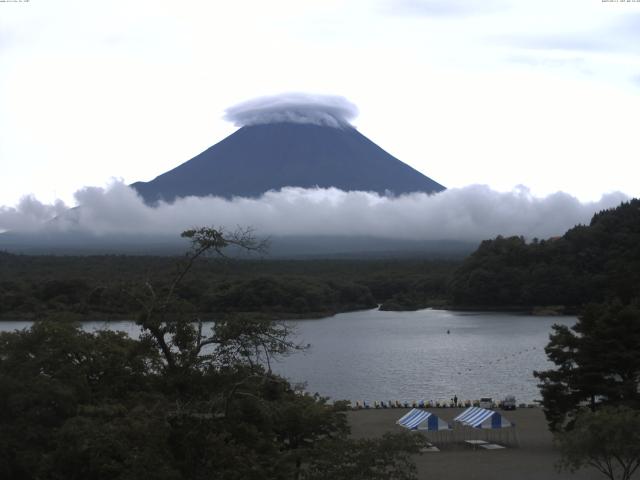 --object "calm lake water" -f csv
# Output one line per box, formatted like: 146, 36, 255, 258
0, 309, 575, 404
